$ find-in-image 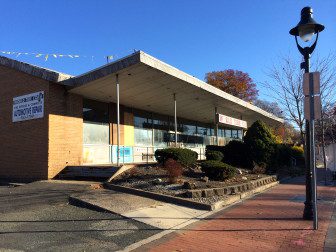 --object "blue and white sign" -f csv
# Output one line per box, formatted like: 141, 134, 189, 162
13, 91, 44, 122
112, 146, 133, 163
